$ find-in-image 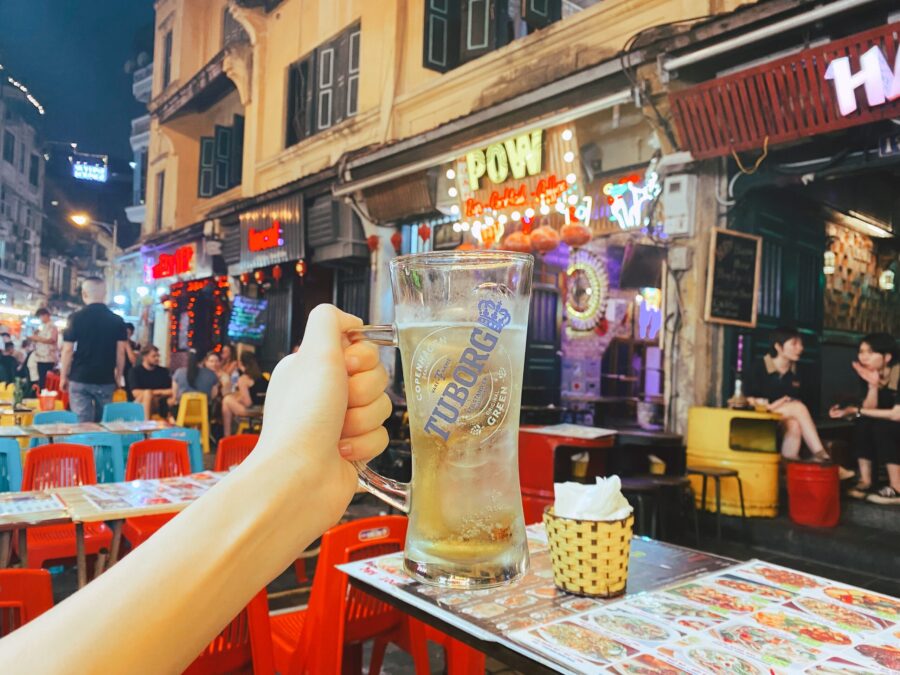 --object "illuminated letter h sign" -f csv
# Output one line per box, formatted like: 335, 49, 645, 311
825, 44, 900, 116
